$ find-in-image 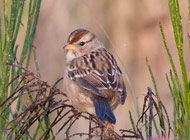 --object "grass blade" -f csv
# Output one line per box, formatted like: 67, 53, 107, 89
146, 58, 166, 134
